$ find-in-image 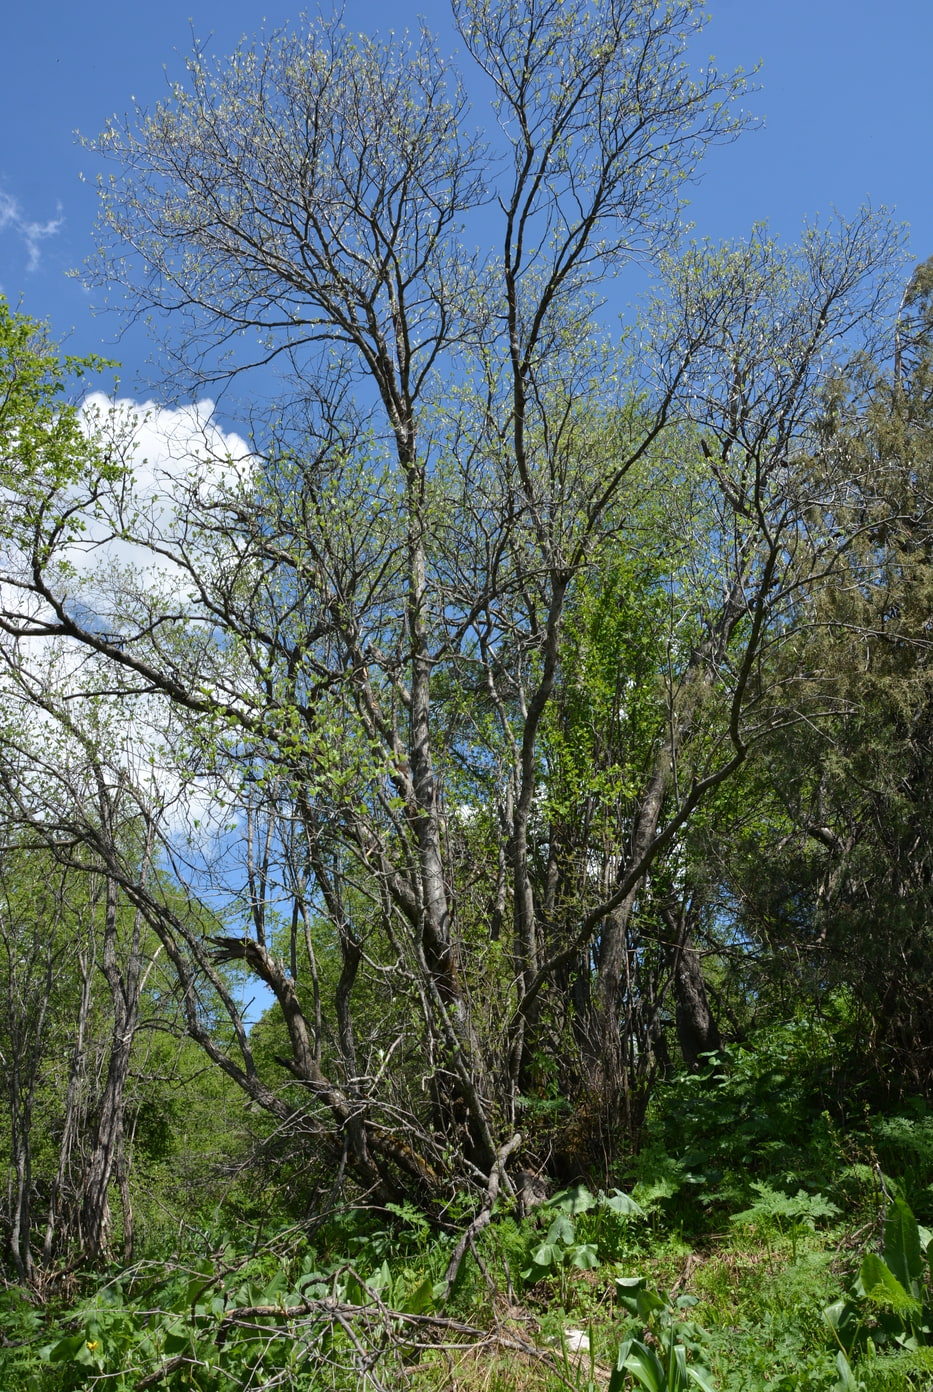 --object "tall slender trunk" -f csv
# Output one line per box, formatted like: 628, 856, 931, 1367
8, 1068, 35, 1282
588, 762, 669, 1112
5, 938, 53, 1280
665, 909, 722, 1070
81, 875, 140, 1260
43, 945, 93, 1262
